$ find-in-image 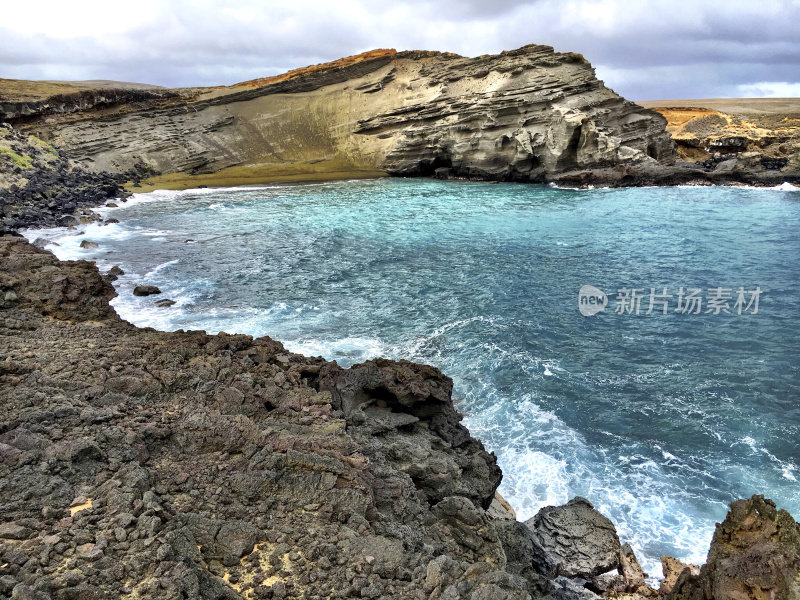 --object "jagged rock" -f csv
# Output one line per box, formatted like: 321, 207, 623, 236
620, 543, 646, 589
319, 357, 502, 509
79, 239, 98, 248
668, 495, 800, 600
524, 497, 621, 579
133, 284, 161, 296
154, 298, 176, 307
659, 555, 700, 595
494, 519, 555, 598
31, 237, 53, 250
